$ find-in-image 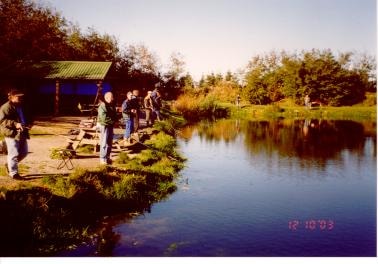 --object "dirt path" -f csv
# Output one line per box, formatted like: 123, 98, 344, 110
0, 116, 130, 187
